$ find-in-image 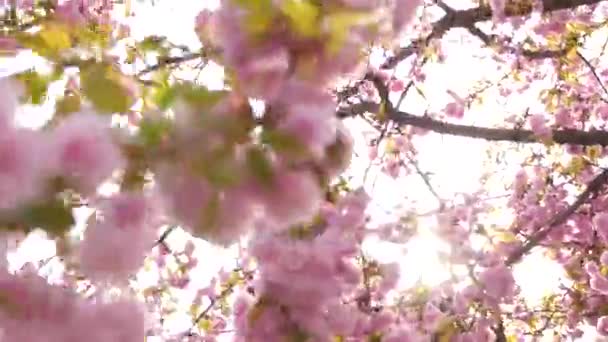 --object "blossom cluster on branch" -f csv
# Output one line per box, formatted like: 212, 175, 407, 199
2, 0, 608, 341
